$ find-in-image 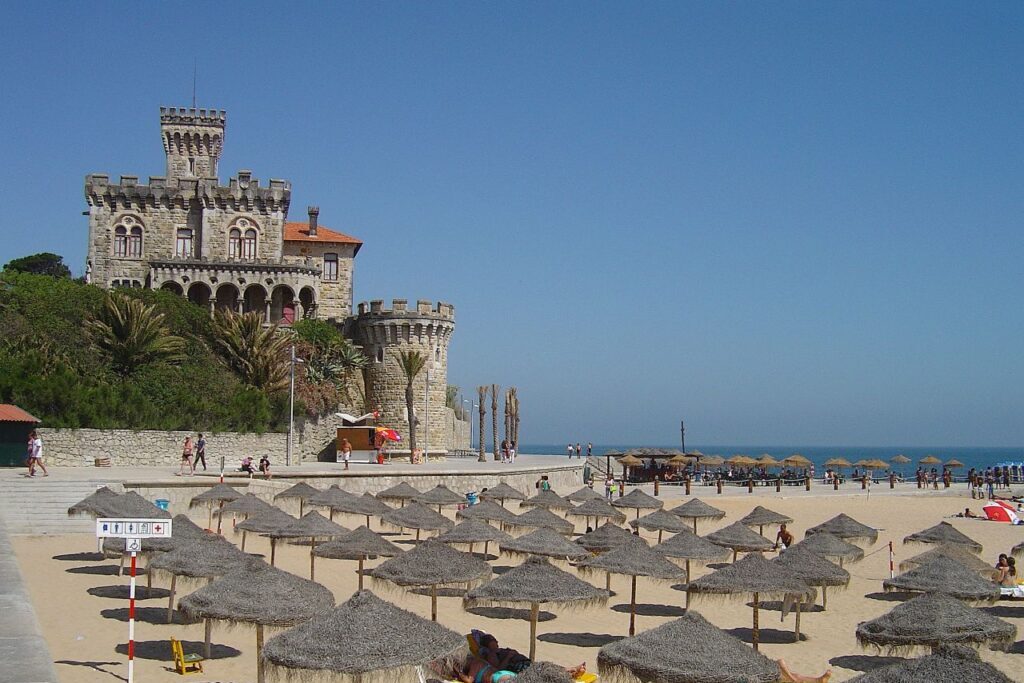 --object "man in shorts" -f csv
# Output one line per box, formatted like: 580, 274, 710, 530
27, 430, 47, 477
